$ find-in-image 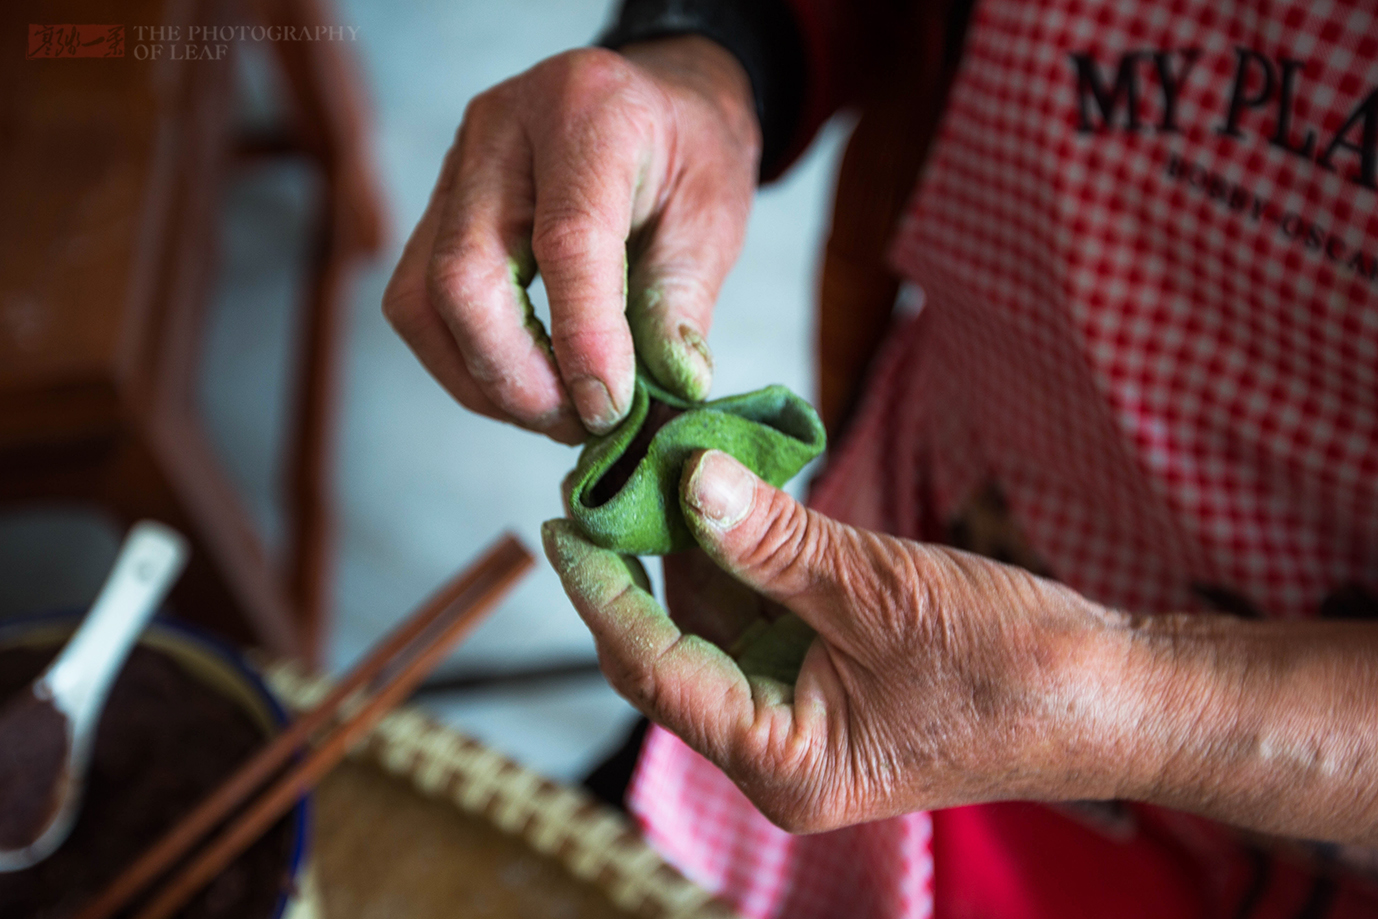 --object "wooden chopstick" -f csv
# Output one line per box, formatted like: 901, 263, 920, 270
75, 533, 533, 919
74, 534, 525, 919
